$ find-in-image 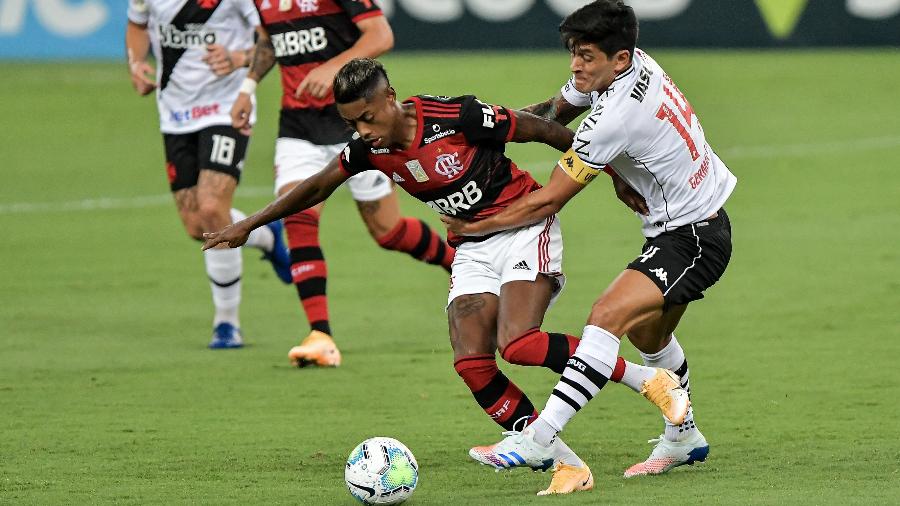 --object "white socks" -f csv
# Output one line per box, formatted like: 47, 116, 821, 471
205, 246, 242, 327
533, 325, 621, 445
641, 334, 698, 442
230, 208, 274, 252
